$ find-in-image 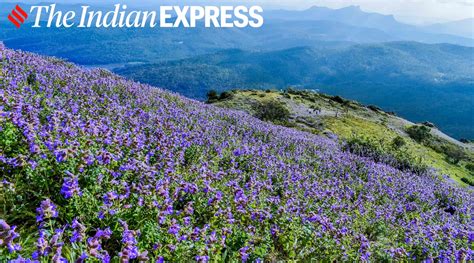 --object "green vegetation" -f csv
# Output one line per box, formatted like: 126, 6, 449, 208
466, 163, 474, 173
212, 89, 474, 186
406, 125, 471, 165
206, 90, 219, 102
253, 100, 291, 125
461, 177, 474, 186
441, 144, 468, 165
406, 125, 432, 144
207, 90, 235, 103
391, 136, 407, 149
344, 136, 428, 175
1, 46, 472, 263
